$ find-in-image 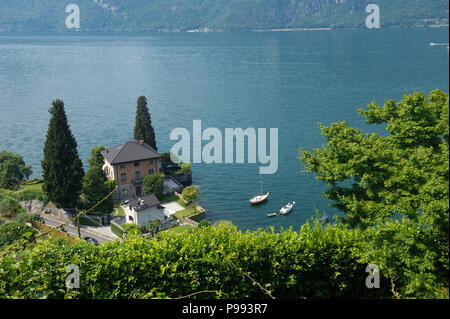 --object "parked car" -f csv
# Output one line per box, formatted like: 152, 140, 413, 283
84, 237, 99, 245
57, 226, 66, 232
